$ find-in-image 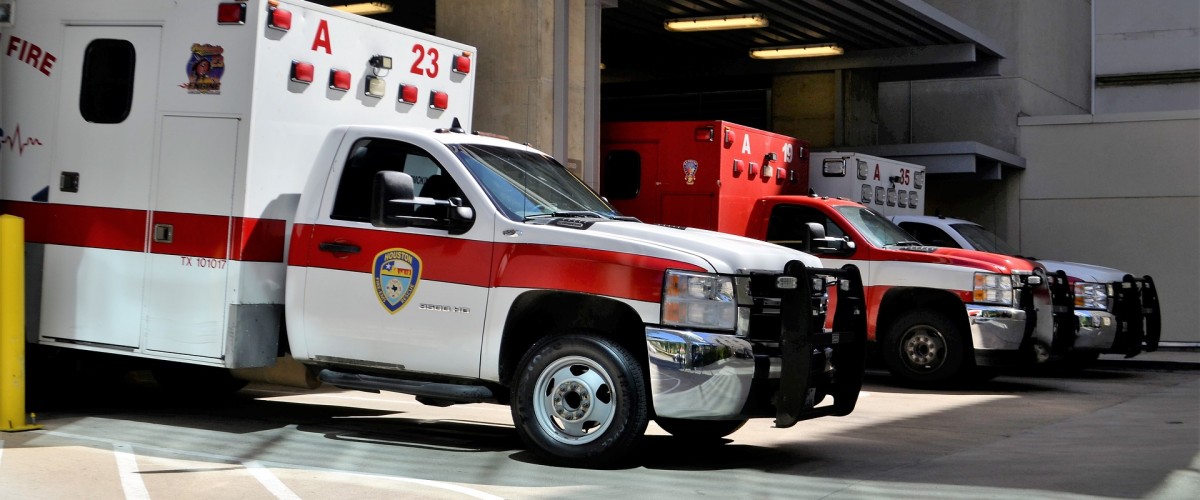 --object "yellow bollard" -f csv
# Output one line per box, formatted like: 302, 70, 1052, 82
1, 214, 42, 431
